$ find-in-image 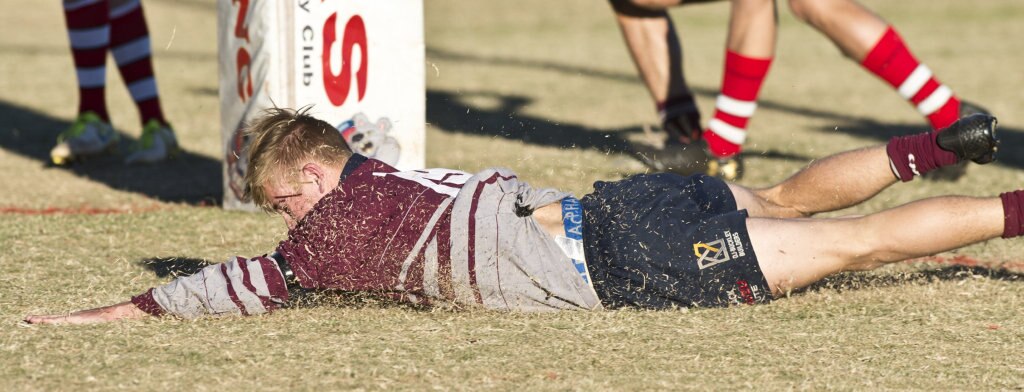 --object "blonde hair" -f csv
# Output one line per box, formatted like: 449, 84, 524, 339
243, 106, 352, 211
